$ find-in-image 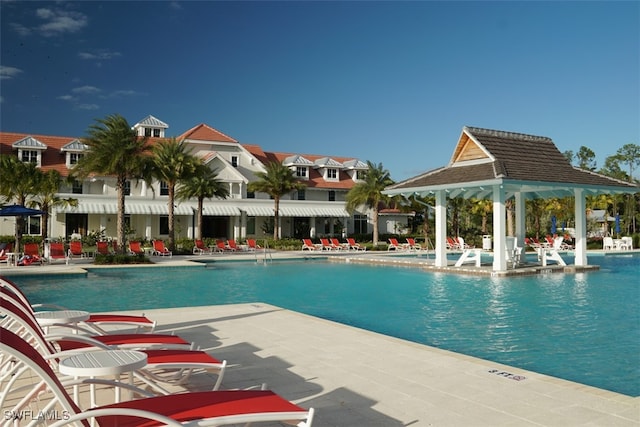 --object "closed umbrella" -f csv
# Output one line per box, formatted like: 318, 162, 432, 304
0, 204, 45, 253
550, 215, 557, 235
615, 214, 621, 236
